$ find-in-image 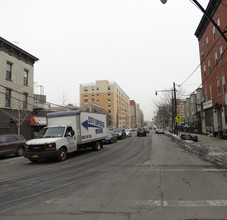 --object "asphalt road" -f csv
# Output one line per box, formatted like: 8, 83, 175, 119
0, 131, 227, 220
